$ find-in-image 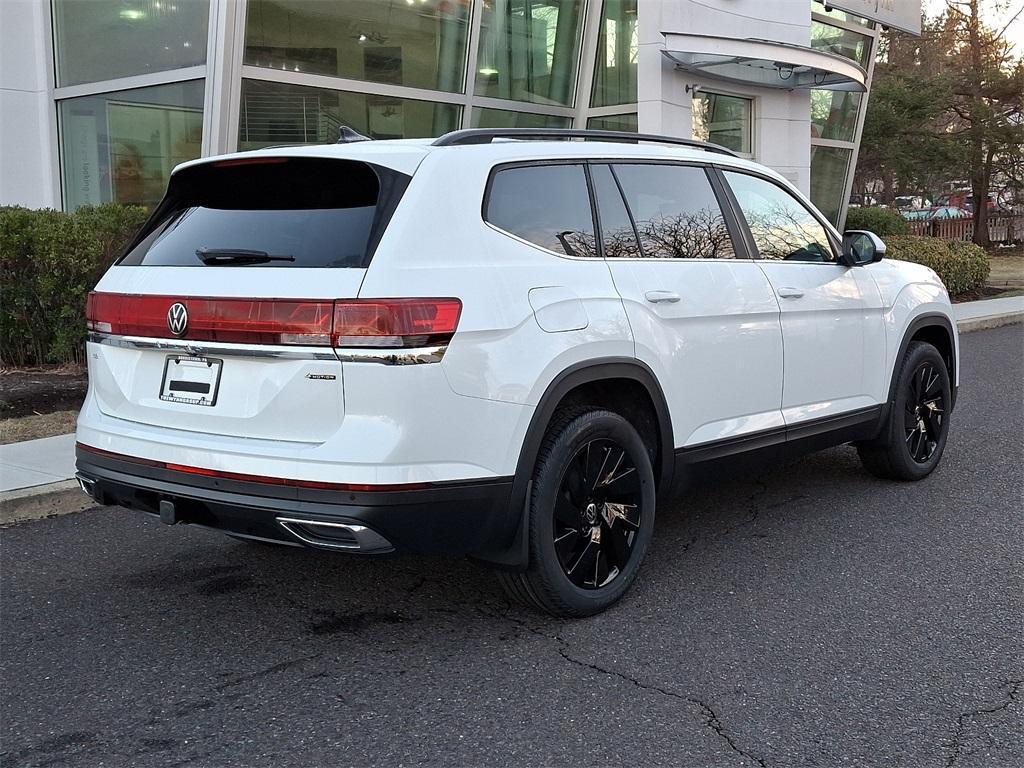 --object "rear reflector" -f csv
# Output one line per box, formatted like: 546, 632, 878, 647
86, 293, 461, 348
76, 443, 432, 492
